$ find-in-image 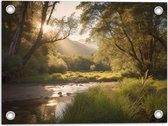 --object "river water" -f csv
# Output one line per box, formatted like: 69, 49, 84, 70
2, 82, 106, 123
